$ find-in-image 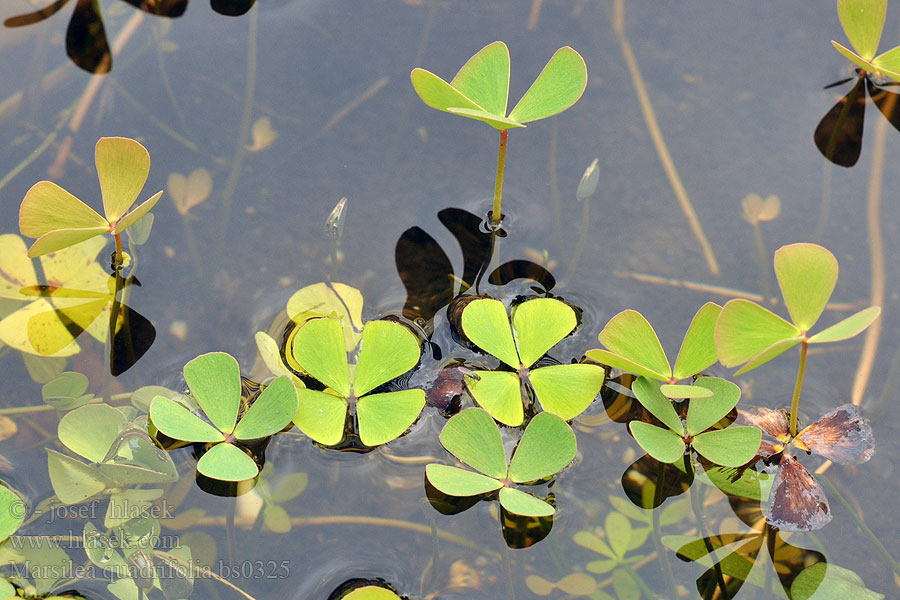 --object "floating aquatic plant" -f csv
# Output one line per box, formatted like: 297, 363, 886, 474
738, 403, 874, 531
426, 408, 575, 517
715, 243, 880, 436
149, 352, 298, 481
627, 376, 761, 468
411, 41, 587, 226
290, 317, 425, 447
19, 137, 162, 263
831, 0, 900, 82
587, 302, 722, 399
460, 297, 604, 426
